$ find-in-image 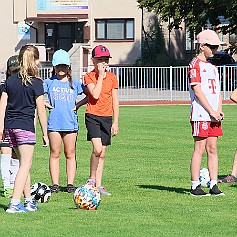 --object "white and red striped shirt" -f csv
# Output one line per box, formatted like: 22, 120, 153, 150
188, 57, 220, 121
